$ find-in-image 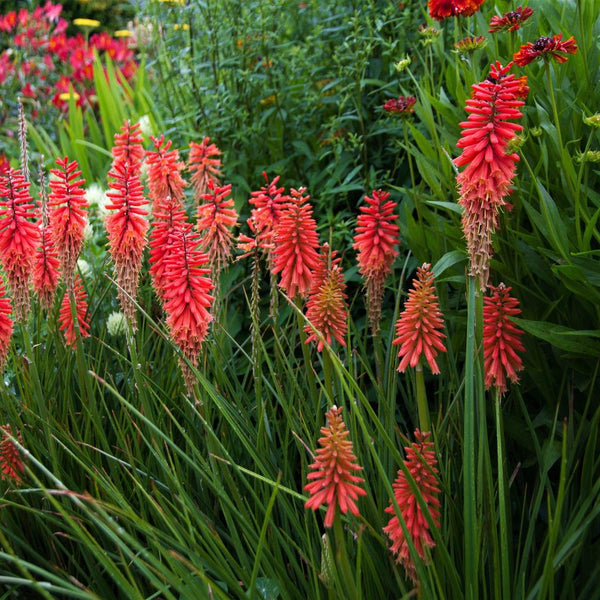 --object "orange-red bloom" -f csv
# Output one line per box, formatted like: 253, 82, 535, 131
58, 274, 90, 347
0, 168, 40, 321
428, 0, 485, 20
145, 135, 187, 209
489, 6, 533, 33
272, 187, 320, 299
188, 137, 222, 200
0, 278, 13, 370
162, 223, 214, 392
353, 189, 400, 335
305, 405, 366, 527
483, 283, 524, 394
393, 263, 446, 374
383, 96, 417, 116
304, 245, 348, 352
0, 425, 24, 484
513, 34, 578, 66
33, 215, 60, 310
106, 123, 149, 328
454, 62, 525, 289
196, 181, 238, 274
48, 157, 88, 286
383, 430, 440, 583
